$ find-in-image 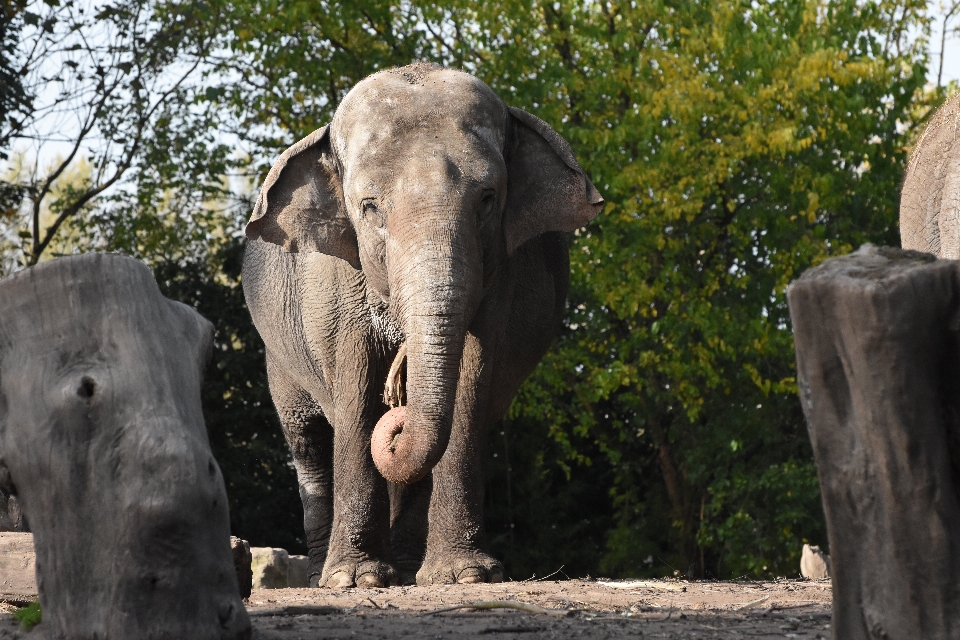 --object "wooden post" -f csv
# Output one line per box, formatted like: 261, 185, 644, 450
788, 244, 960, 640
